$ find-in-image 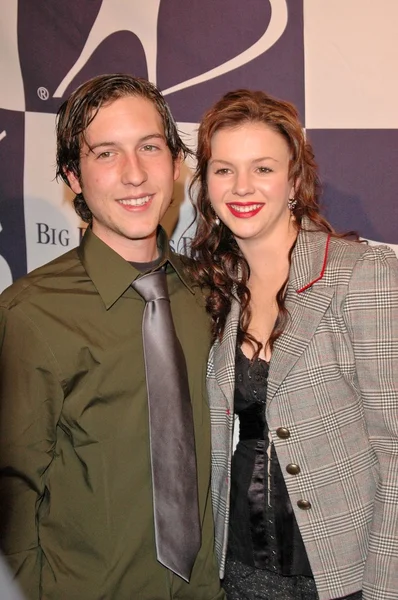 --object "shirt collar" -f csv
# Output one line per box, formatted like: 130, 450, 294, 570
78, 226, 194, 310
